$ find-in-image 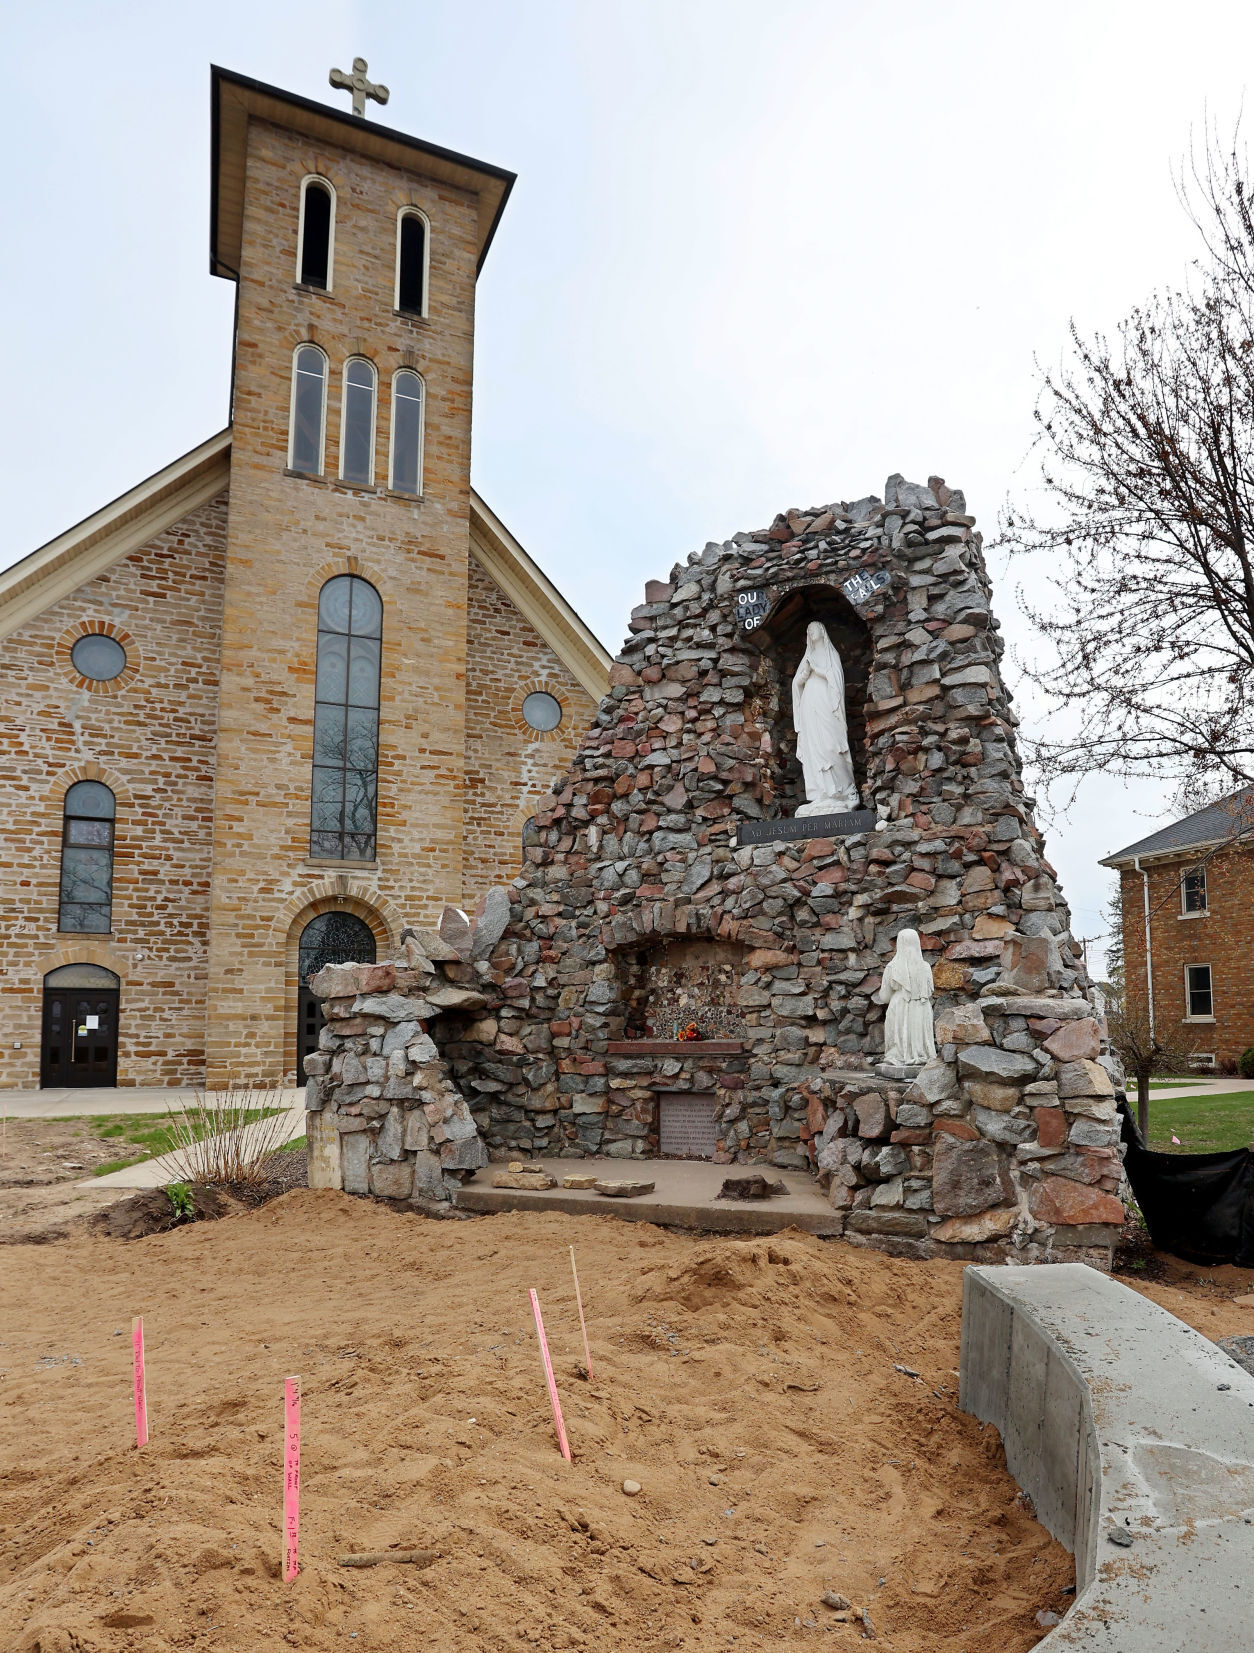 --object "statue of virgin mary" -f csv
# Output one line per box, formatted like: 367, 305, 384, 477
792, 621, 859, 816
